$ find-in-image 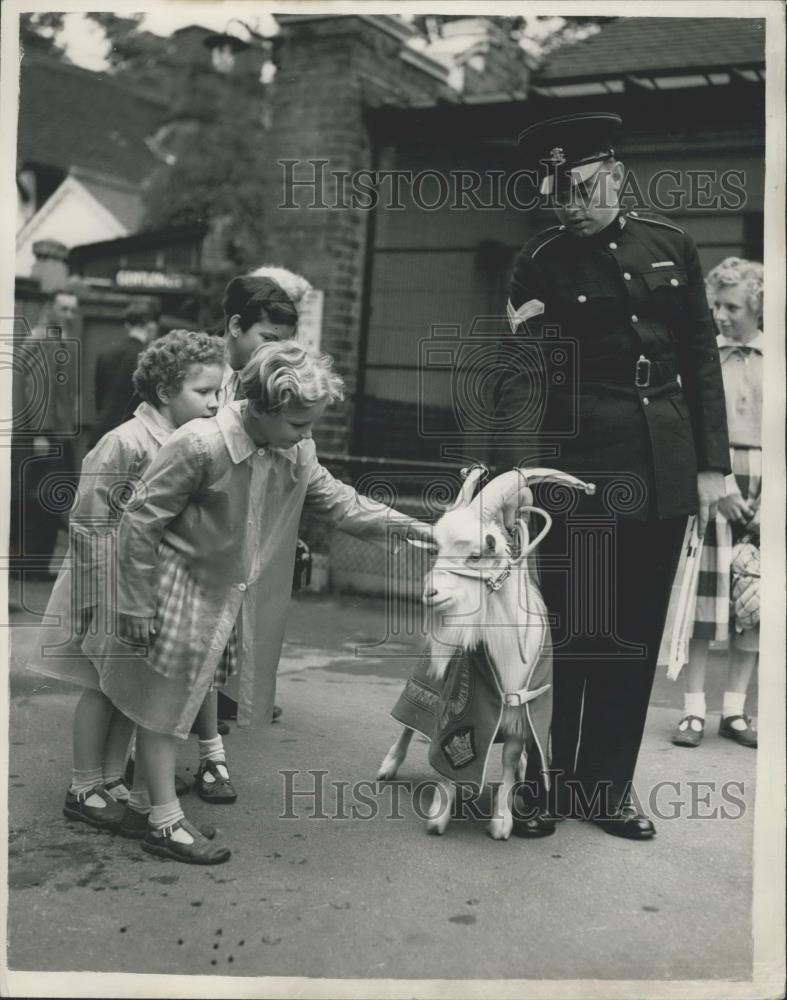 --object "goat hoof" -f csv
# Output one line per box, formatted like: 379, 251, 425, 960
376, 751, 402, 781
426, 819, 448, 836
488, 816, 513, 841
